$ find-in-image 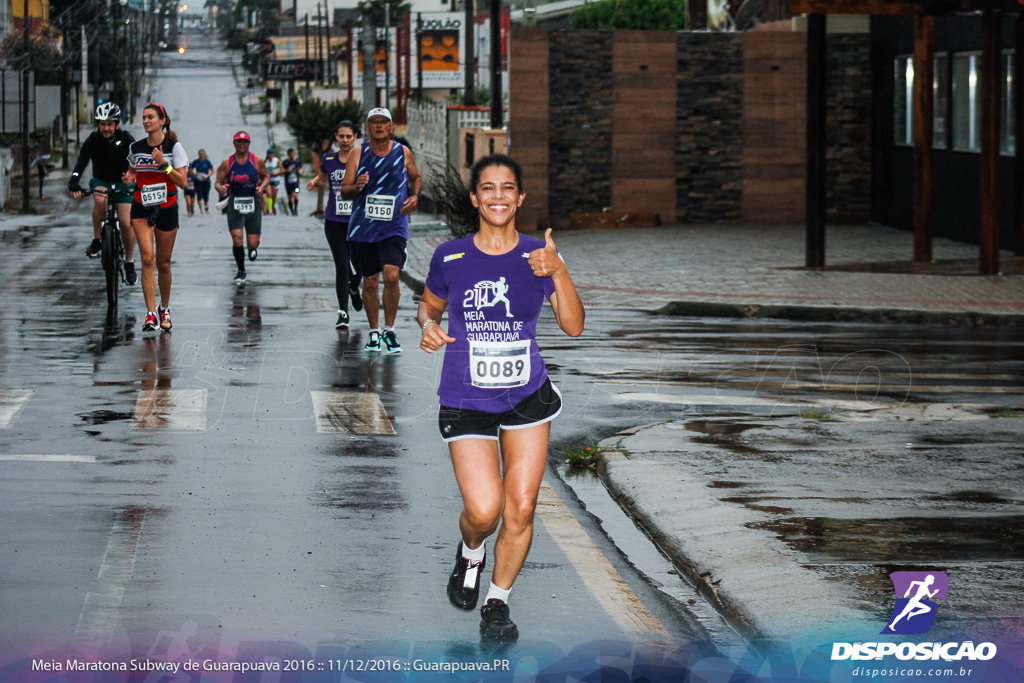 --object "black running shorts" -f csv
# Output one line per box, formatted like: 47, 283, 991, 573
349, 236, 407, 277
131, 201, 179, 232
437, 379, 562, 442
